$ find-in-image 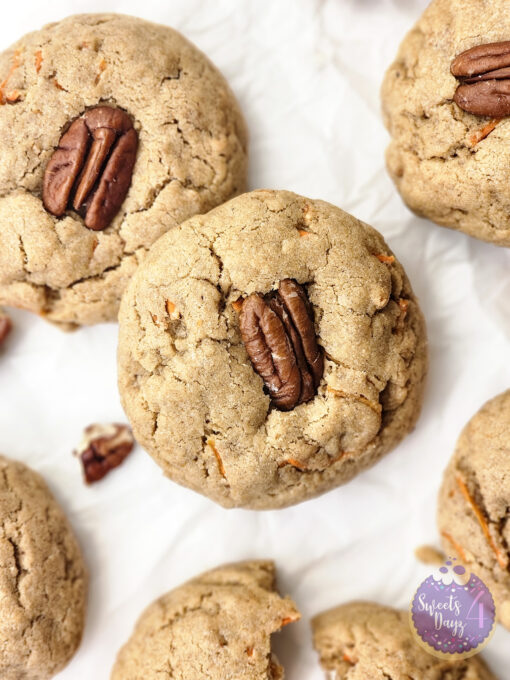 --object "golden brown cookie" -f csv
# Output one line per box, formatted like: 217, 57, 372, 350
111, 560, 299, 680
0, 13, 247, 327
312, 601, 496, 679
117, 189, 427, 509
0, 455, 88, 679
438, 389, 510, 630
382, 0, 510, 246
